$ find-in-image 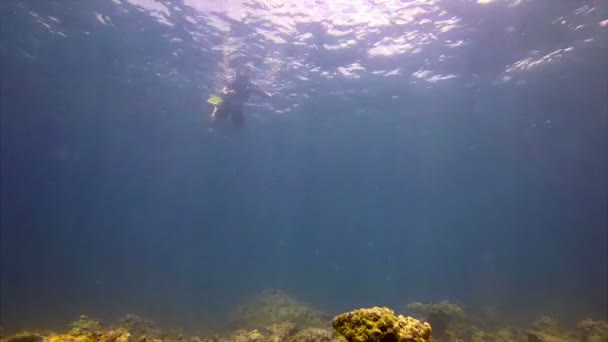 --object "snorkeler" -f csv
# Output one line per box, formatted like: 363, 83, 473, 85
209, 67, 272, 128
